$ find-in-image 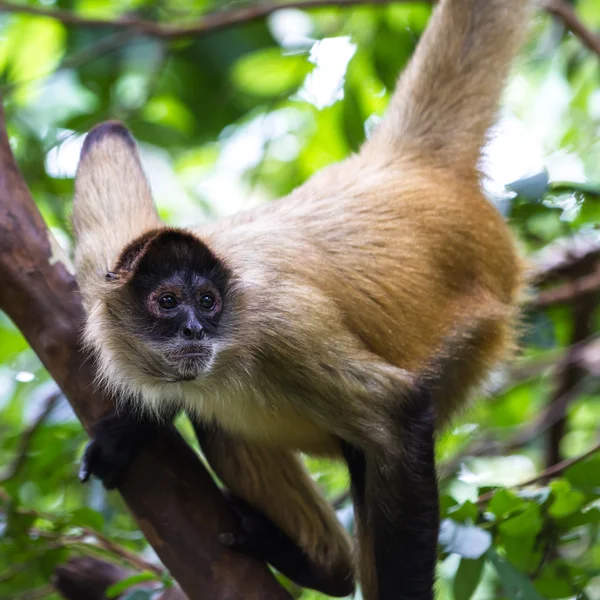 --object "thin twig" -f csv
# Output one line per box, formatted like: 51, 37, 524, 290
542, 0, 600, 58
0, 390, 61, 482
0, 0, 412, 39
530, 268, 600, 309
0, 0, 595, 63
477, 438, 600, 505
532, 243, 600, 287
81, 527, 164, 577
545, 264, 598, 467
439, 378, 591, 479
0, 500, 165, 579
0, 30, 137, 96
